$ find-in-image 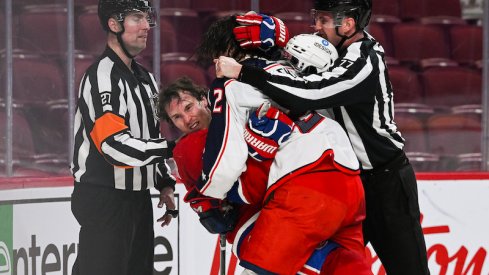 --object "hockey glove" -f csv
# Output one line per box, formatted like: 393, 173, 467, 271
244, 102, 295, 161
183, 187, 238, 234
233, 14, 290, 50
